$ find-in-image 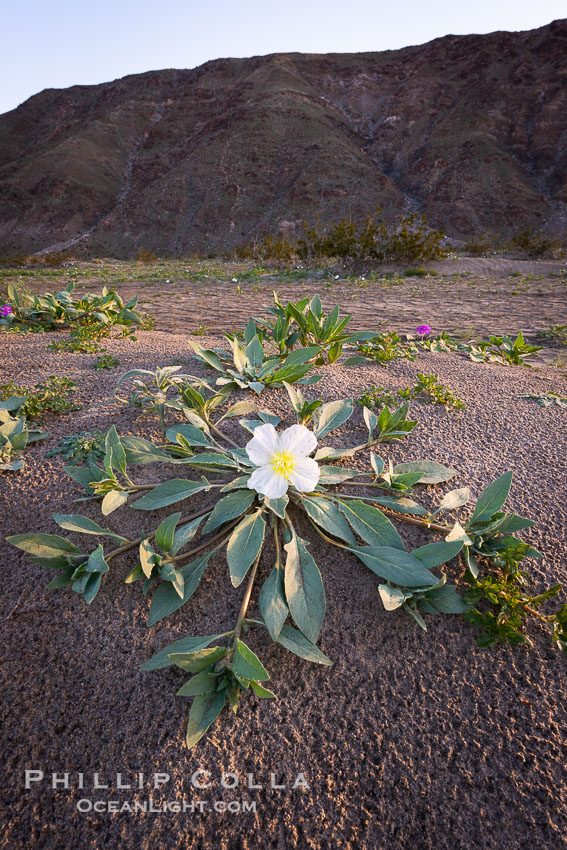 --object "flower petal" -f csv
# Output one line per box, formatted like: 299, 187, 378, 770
288, 457, 320, 492
248, 465, 289, 499
277, 424, 317, 458
246, 423, 278, 466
